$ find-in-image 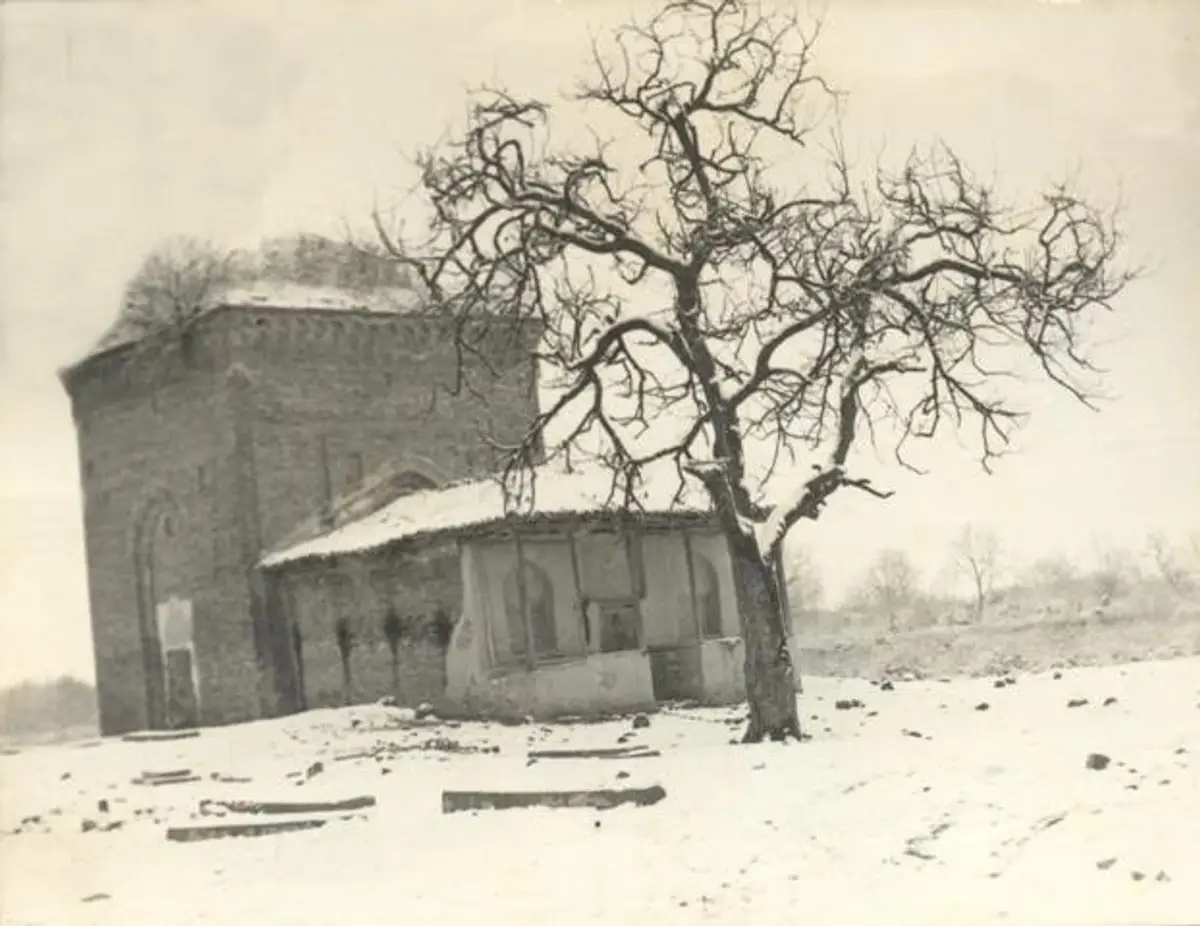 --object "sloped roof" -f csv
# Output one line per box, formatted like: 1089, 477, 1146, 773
260, 466, 714, 570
